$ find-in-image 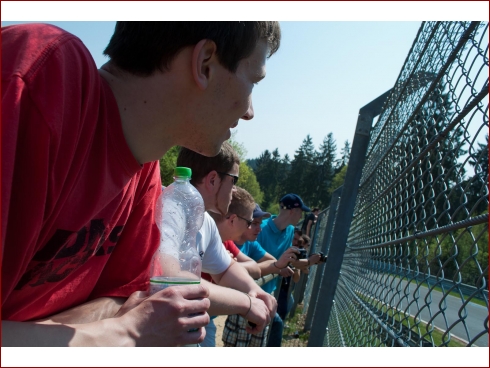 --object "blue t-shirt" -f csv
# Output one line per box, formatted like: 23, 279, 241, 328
236, 241, 266, 261
256, 216, 295, 293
